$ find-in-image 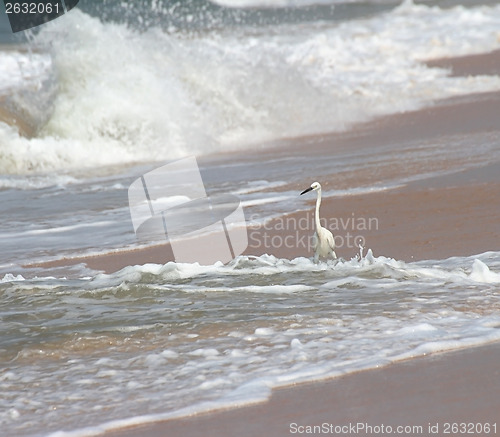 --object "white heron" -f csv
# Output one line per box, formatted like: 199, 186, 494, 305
300, 181, 337, 262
